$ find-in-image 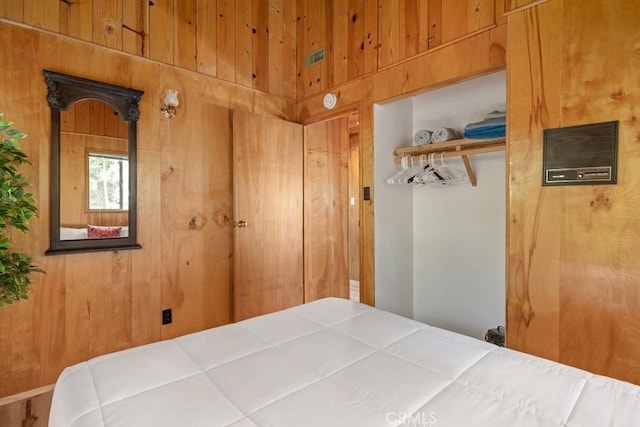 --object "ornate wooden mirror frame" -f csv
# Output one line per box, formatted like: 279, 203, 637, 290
44, 70, 143, 255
